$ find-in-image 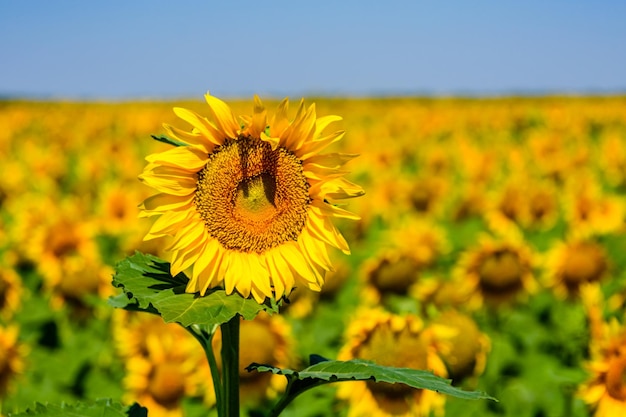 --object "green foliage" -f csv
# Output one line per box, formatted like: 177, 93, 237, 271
8, 399, 147, 417
110, 252, 279, 327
